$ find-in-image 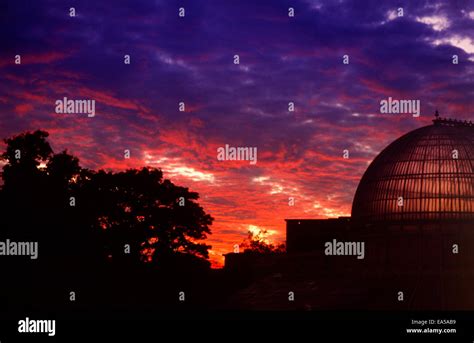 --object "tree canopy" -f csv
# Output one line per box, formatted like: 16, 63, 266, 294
0, 130, 213, 269
240, 229, 285, 254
